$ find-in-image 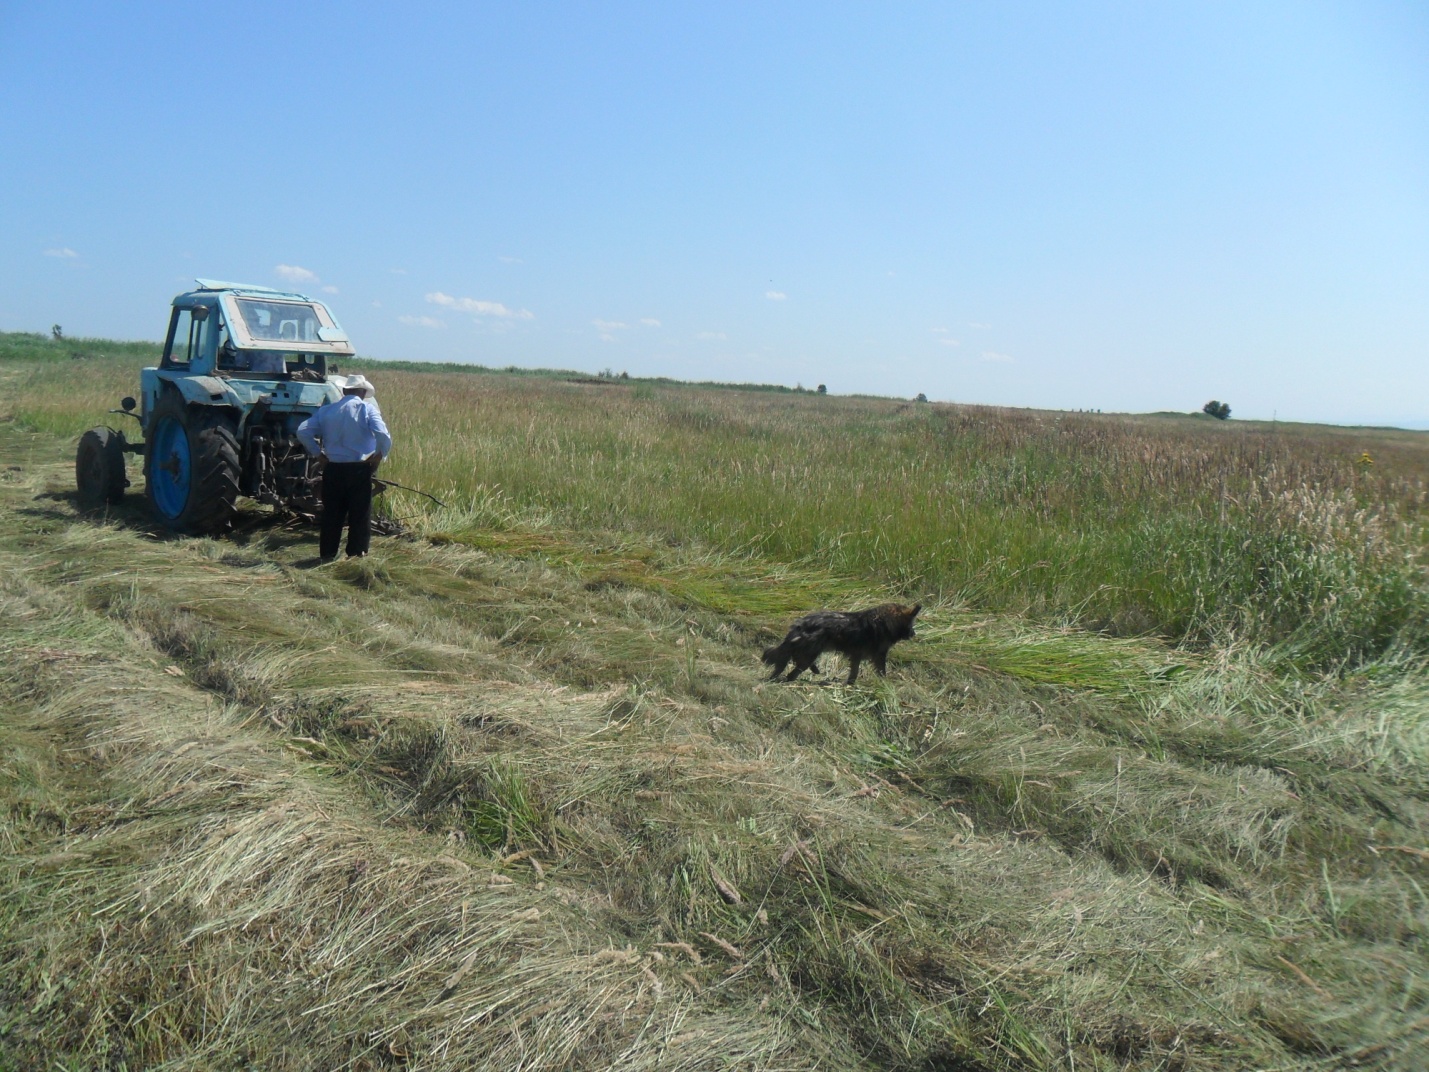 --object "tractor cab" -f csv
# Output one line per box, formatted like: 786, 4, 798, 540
159, 281, 354, 383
